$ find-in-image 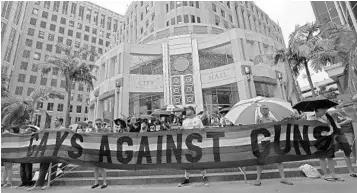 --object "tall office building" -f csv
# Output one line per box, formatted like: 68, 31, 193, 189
90, 1, 297, 121
5, 1, 123, 128
1, 1, 28, 88
311, 1, 357, 32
